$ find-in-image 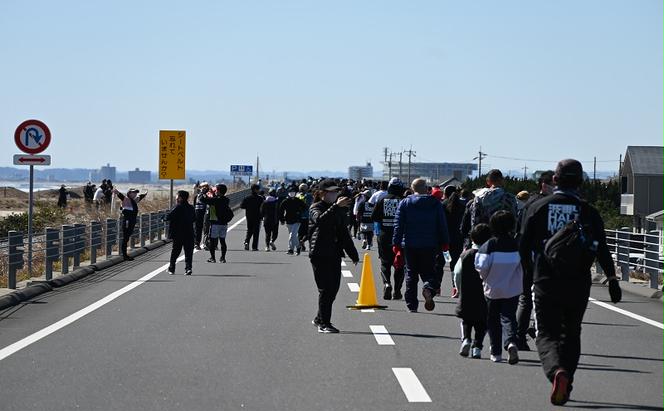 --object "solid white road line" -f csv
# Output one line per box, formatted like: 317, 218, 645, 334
347, 283, 360, 292
0, 217, 247, 362
392, 368, 432, 403
370, 325, 395, 345
589, 297, 663, 329
341, 270, 353, 278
